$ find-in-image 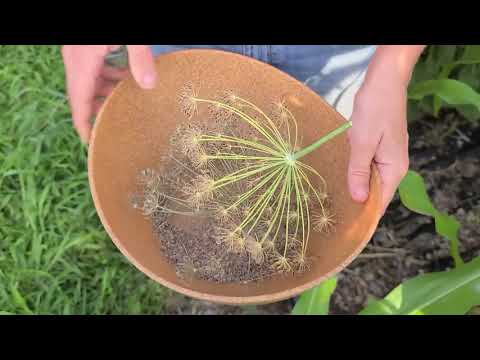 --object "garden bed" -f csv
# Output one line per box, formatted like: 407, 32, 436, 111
163, 111, 480, 315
